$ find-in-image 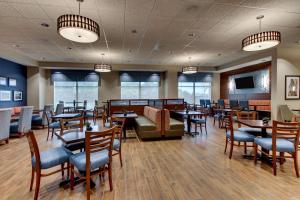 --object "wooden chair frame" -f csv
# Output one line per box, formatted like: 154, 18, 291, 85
236, 111, 257, 128
59, 117, 84, 135
254, 121, 300, 177
224, 115, 254, 159
110, 116, 126, 167
25, 131, 69, 200
70, 127, 116, 200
